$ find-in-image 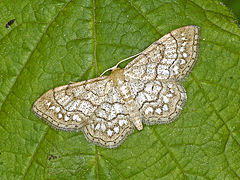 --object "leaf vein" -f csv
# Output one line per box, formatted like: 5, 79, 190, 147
125, 0, 162, 36
100, 154, 125, 179
92, 0, 98, 76
151, 127, 186, 179
22, 128, 49, 179
191, 74, 240, 152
